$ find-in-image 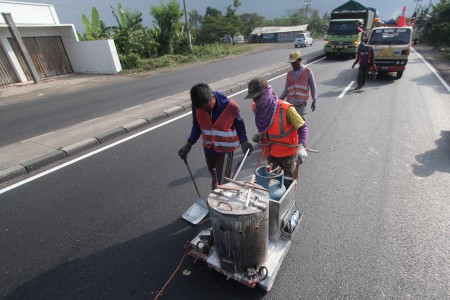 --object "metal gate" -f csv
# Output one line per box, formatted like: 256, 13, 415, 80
9, 36, 73, 79
0, 43, 19, 86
